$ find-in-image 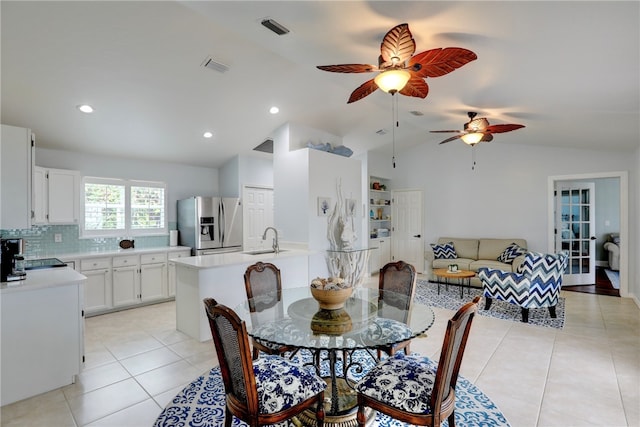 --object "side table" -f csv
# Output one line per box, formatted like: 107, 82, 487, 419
433, 268, 476, 298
